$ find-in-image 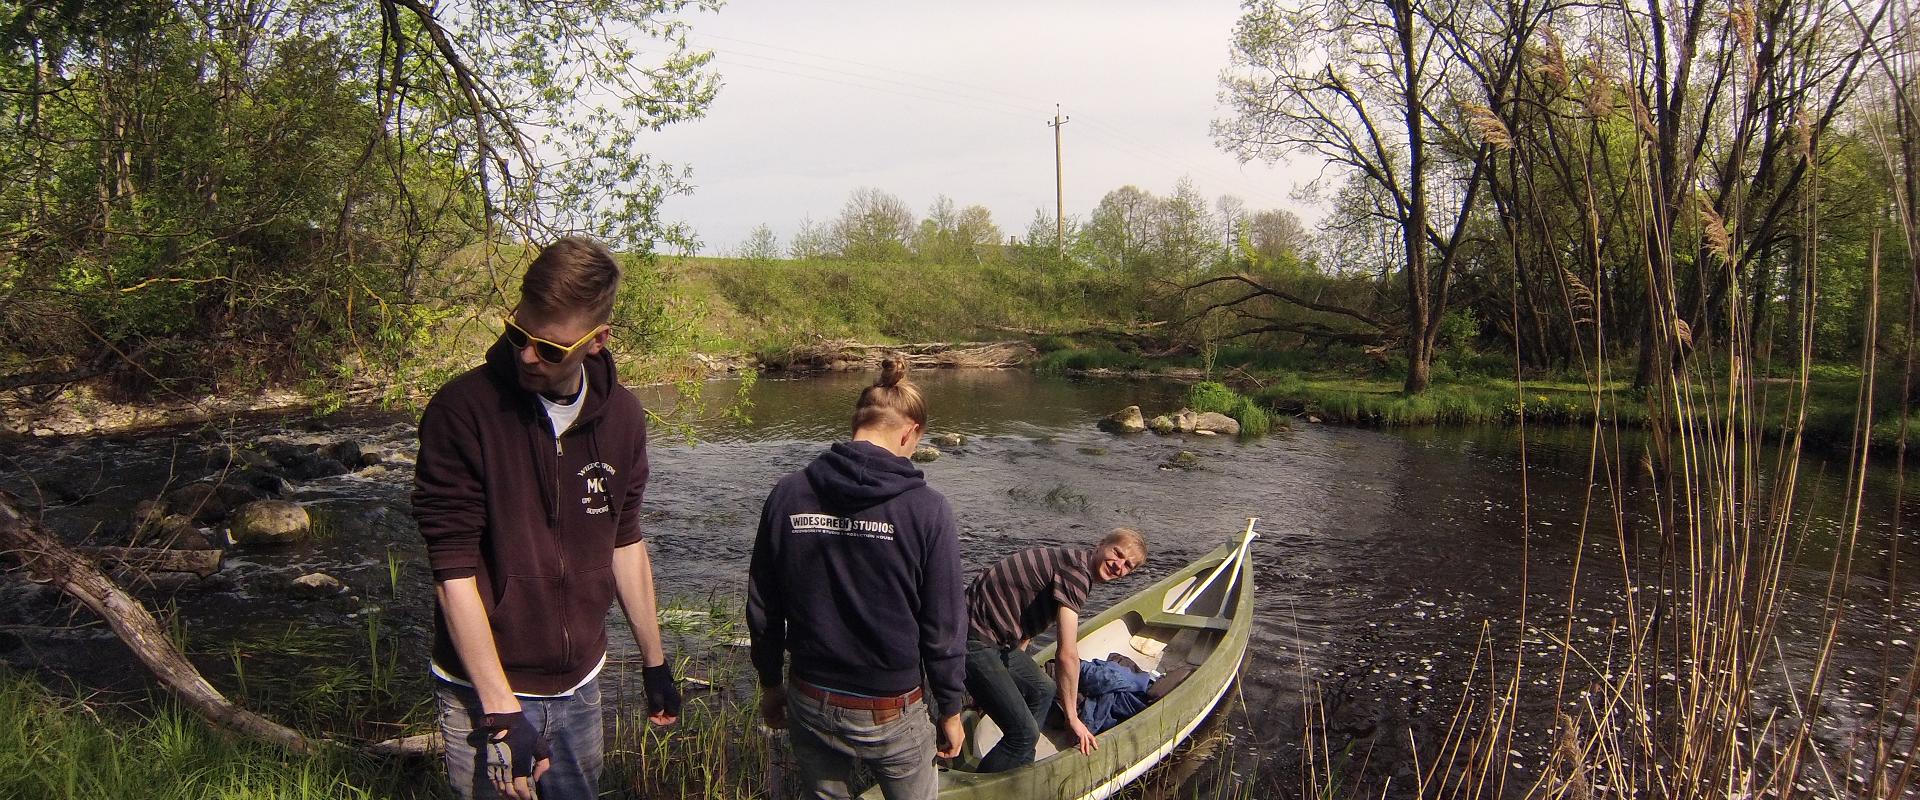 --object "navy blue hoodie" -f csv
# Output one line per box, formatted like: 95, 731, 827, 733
747, 441, 967, 718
